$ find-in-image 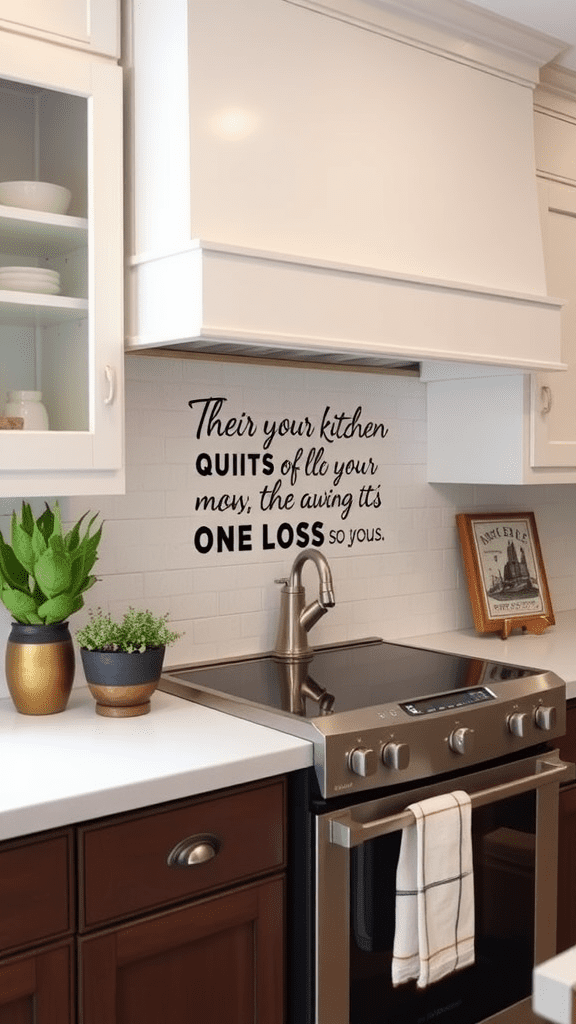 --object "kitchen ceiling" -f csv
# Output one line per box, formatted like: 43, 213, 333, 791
469, 0, 576, 70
